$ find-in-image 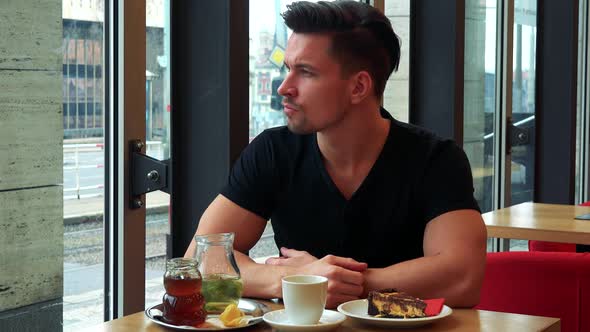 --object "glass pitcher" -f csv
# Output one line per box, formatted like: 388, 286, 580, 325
194, 232, 243, 313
